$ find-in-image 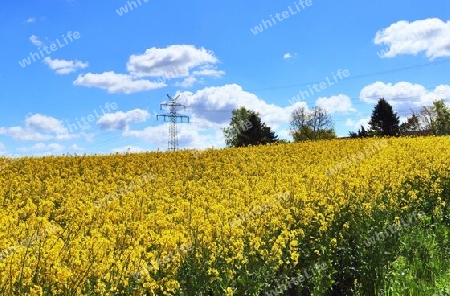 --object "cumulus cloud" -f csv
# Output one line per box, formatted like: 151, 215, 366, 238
73, 72, 166, 94
191, 68, 224, 77
25, 114, 66, 134
175, 76, 198, 88
360, 82, 450, 110
44, 57, 88, 74
0, 114, 77, 141
118, 84, 299, 148
124, 122, 225, 149
346, 117, 371, 130
17, 143, 64, 154
315, 94, 357, 114
0, 127, 52, 141
97, 109, 150, 131
73, 45, 224, 93
71, 144, 84, 153
127, 45, 223, 79
374, 18, 450, 60
176, 84, 296, 128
